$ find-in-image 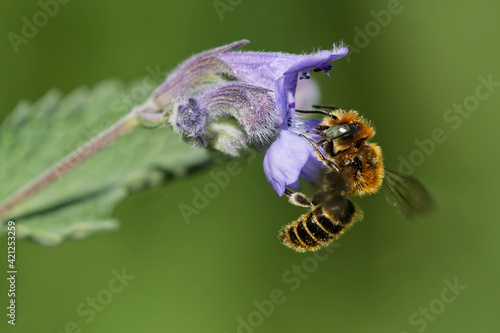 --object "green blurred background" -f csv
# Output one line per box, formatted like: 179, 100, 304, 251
1, 0, 499, 332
